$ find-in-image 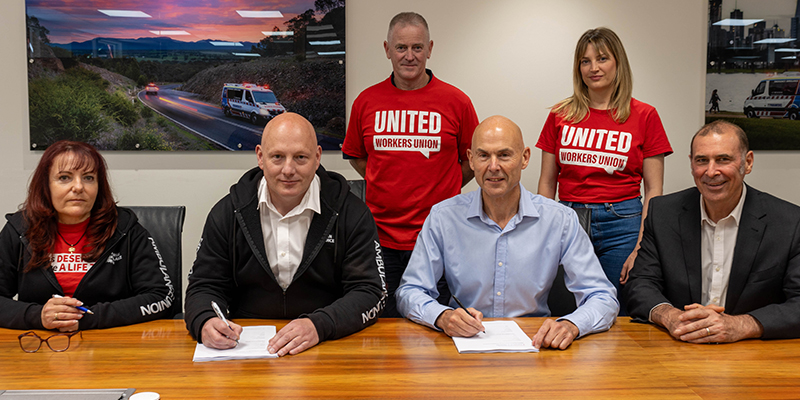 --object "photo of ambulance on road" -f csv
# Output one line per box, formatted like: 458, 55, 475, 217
743, 77, 800, 120
221, 83, 286, 125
